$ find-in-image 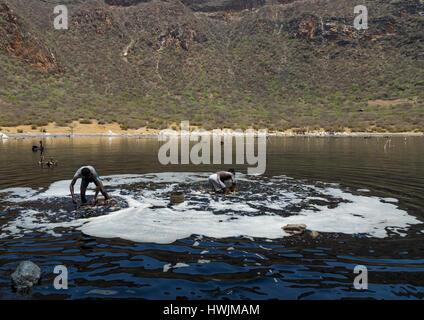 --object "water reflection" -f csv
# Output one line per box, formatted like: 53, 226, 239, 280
0, 137, 423, 299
